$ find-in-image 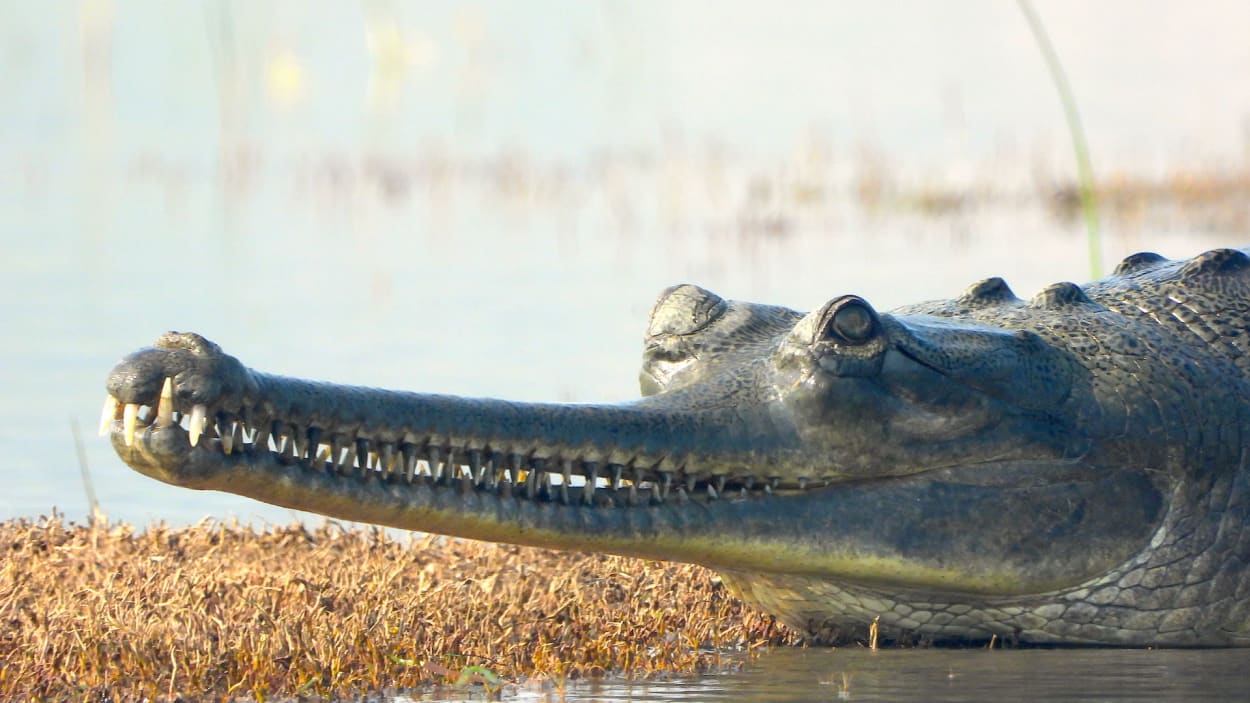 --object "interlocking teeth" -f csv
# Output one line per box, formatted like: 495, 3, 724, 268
123, 403, 138, 446
188, 404, 207, 447
98, 377, 753, 509
98, 396, 118, 437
